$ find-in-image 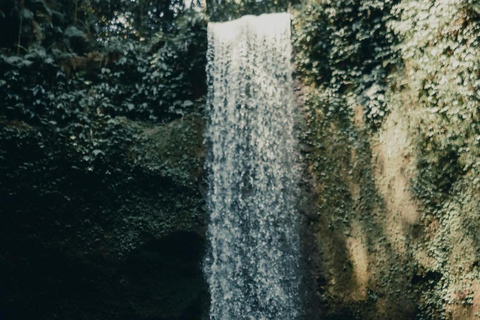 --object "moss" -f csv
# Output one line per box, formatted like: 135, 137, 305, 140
293, 0, 480, 319
0, 114, 209, 319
